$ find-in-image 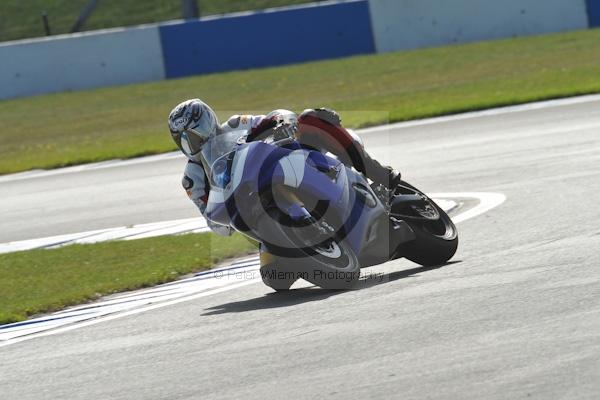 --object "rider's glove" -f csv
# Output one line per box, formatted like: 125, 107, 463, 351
272, 122, 297, 140
247, 117, 277, 142
248, 117, 297, 142
246, 110, 298, 142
